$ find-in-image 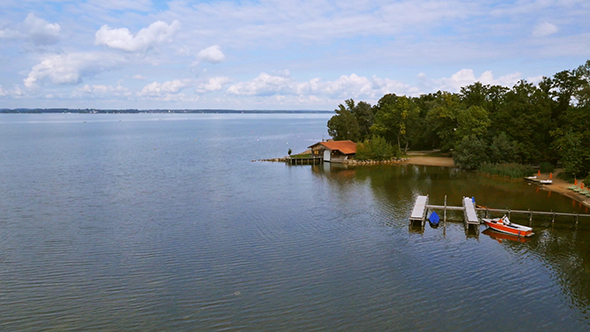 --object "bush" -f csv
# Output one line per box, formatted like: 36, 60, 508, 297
489, 132, 516, 164
355, 135, 400, 161
478, 163, 535, 178
453, 136, 489, 170
585, 172, 590, 187
539, 161, 554, 173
